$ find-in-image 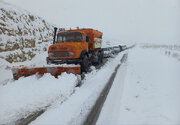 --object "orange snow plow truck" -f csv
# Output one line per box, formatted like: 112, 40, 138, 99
12, 27, 104, 80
